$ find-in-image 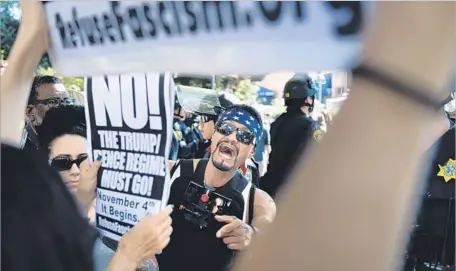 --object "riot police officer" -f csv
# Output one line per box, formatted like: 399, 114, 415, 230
176, 116, 201, 159
404, 94, 455, 271
197, 93, 240, 158
261, 74, 320, 199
